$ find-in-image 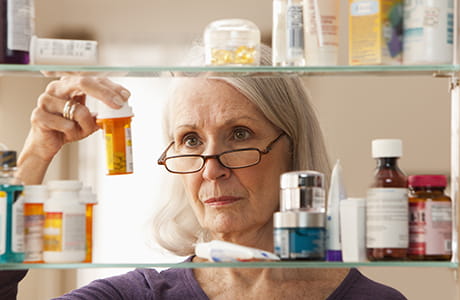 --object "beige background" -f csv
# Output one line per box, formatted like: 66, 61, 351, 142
0, 0, 456, 299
